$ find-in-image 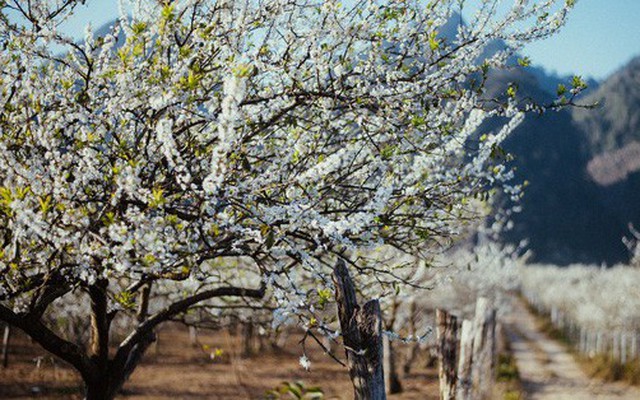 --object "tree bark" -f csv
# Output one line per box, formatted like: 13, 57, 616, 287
333, 259, 386, 400
0, 304, 91, 378
108, 282, 156, 397
88, 280, 110, 371
436, 309, 459, 400
85, 280, 119, 400
84, 381, 114, 400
